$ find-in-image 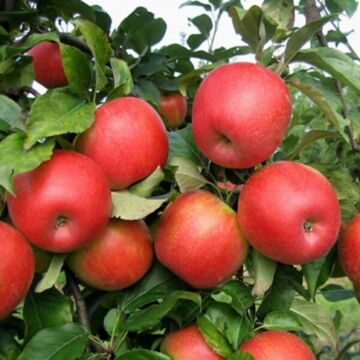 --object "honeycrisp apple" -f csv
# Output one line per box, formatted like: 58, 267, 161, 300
76, 97, 169, 190
8, 150, 112, 253
155, 190, 248, 288
67, 219, 153, 291
159, 92, 187, 129
28, 41, 68, 88
339, 214, 360, 287
161, 325, 224, 360
237, 161, 341, 264
0, 221, 35, 320
192, 62, 291, 168
240, 331, 315, 359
